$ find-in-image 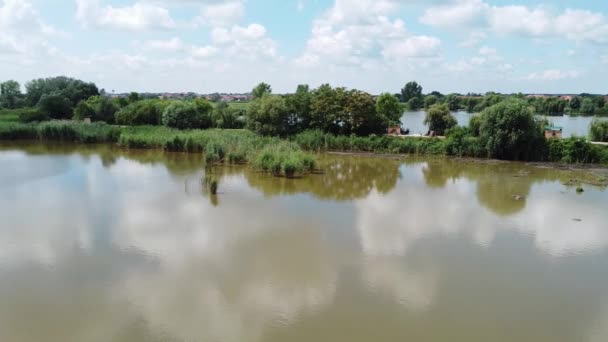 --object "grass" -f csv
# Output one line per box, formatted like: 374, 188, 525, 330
2, 121, 607, 169
0, 121, 120, 143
